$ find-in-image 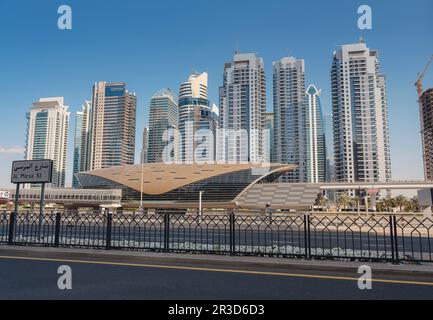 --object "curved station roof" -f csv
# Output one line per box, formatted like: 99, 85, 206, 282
76, 163, 296, 208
